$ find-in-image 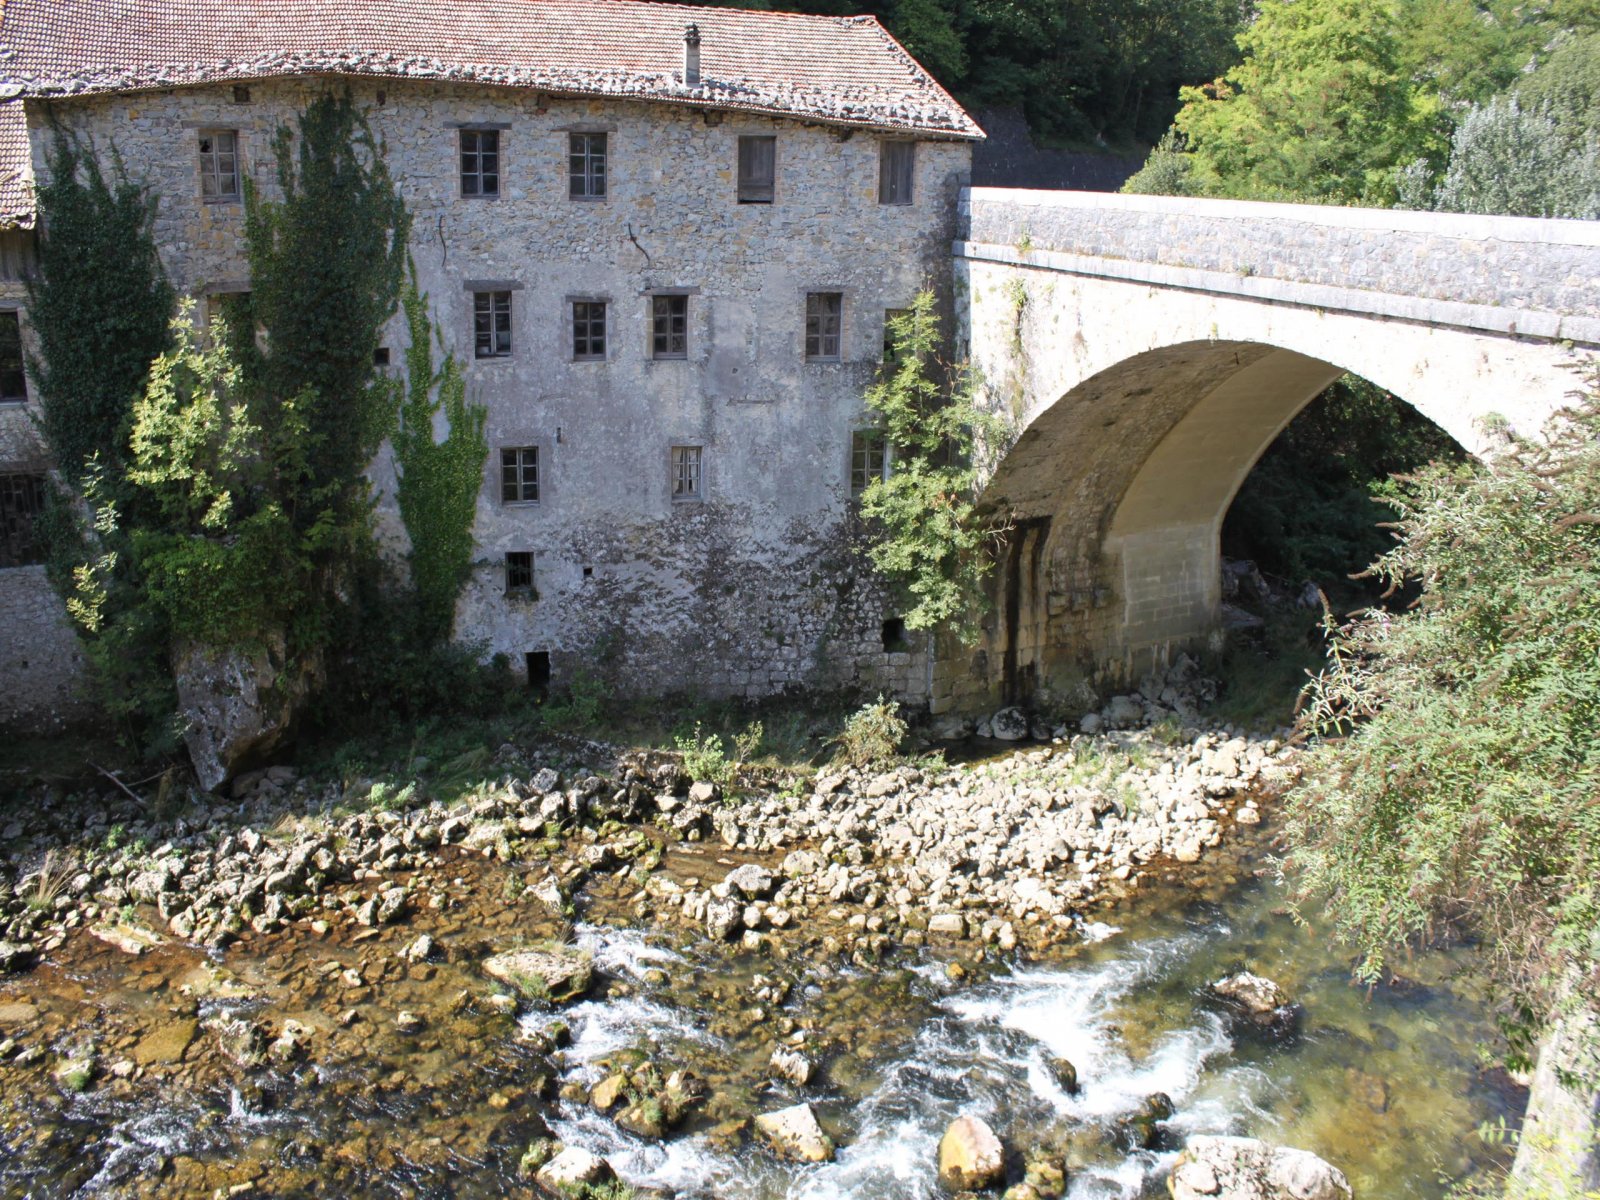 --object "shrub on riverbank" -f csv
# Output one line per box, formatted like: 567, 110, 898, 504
1285, 365, 1600, 1069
